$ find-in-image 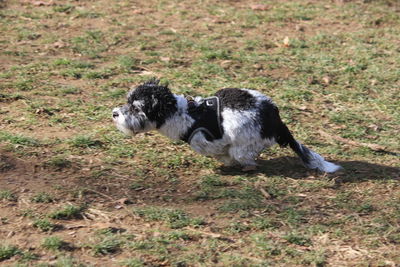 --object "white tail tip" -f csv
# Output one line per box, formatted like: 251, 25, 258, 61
305, 149, 343, 173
